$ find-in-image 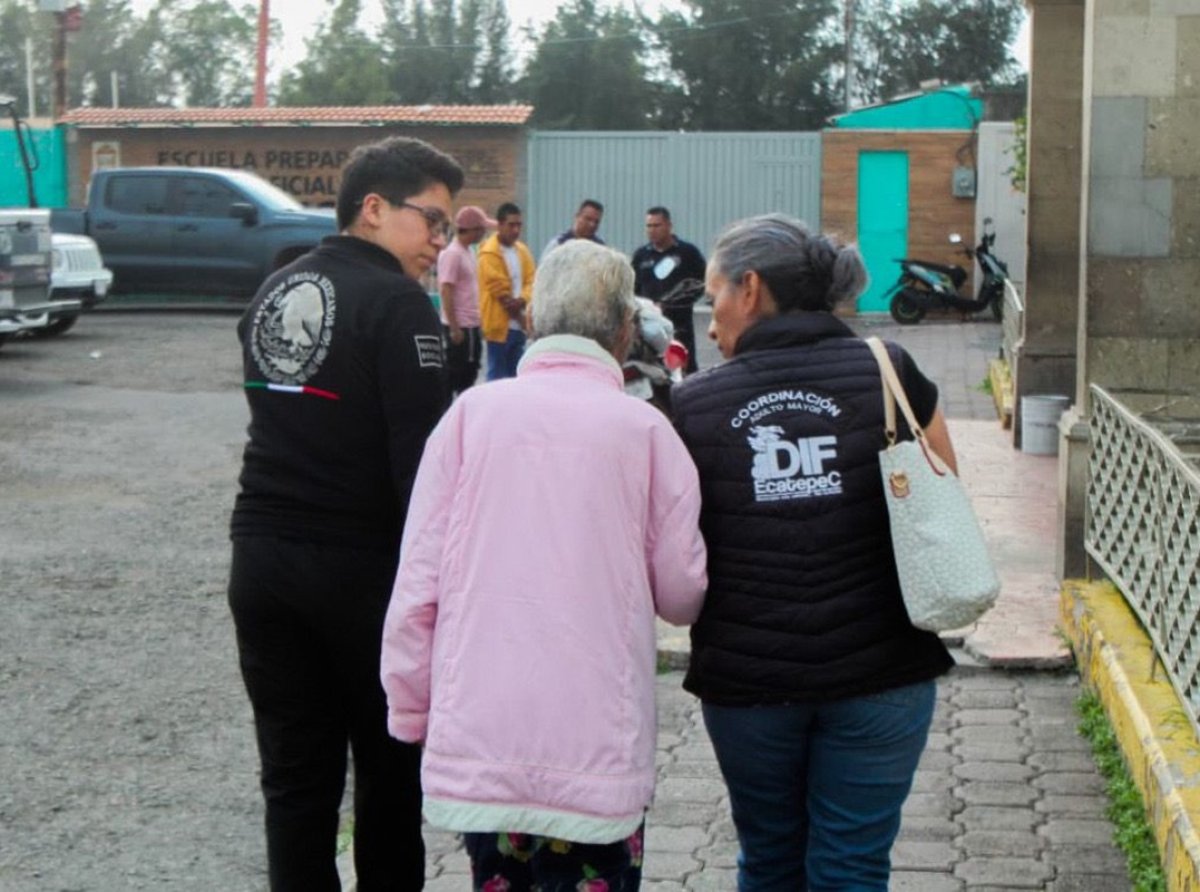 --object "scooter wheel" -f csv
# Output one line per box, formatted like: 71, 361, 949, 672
890, 294, 926, 325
